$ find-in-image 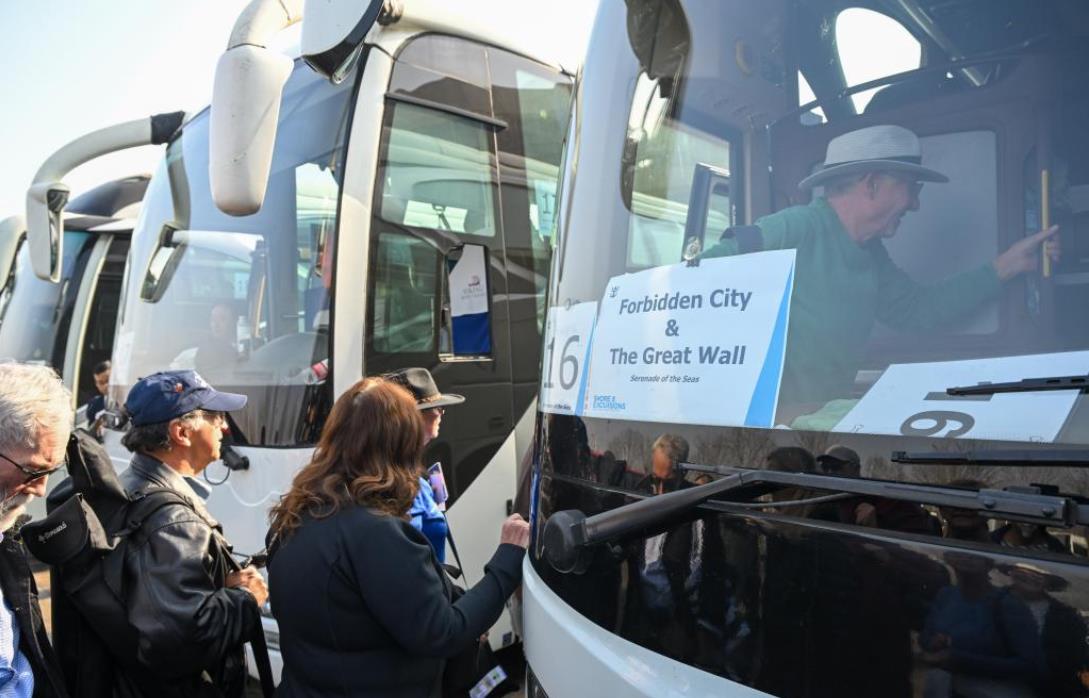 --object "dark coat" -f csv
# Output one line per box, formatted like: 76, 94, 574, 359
0, 533, 68, 698
268, 504, 524, 698
116, 454, 260, 698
